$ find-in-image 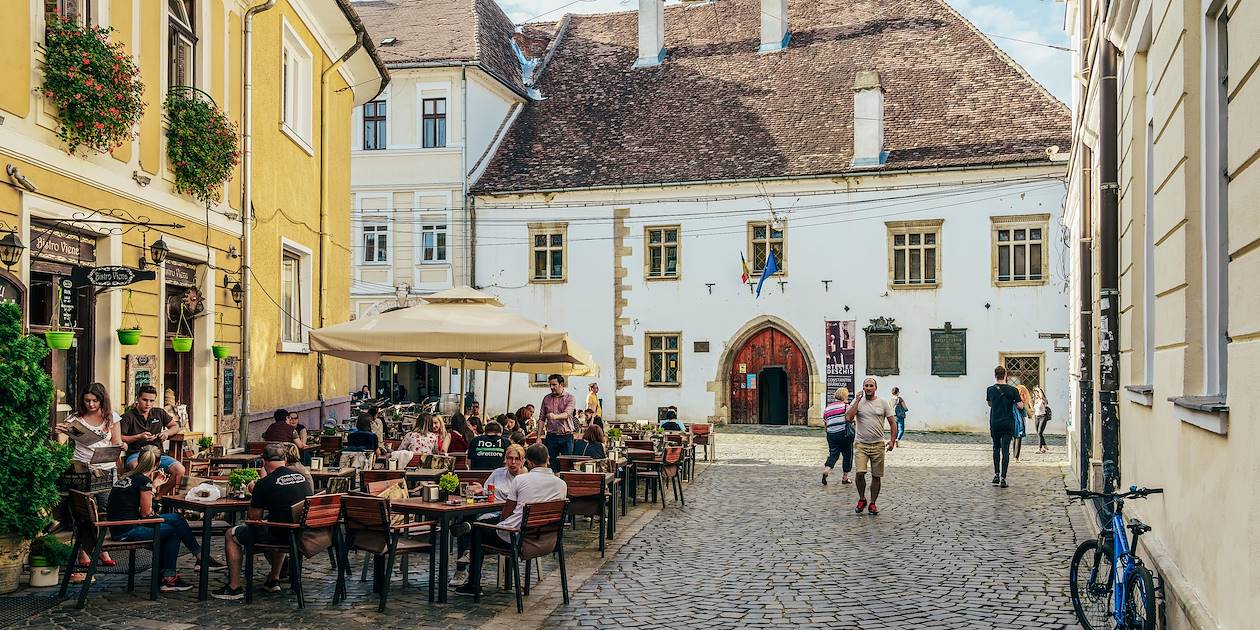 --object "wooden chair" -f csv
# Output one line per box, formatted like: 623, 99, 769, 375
319, 435, 344, 465
449, 452, 468, 470
242, 494, 344, 608
626, 449, 660, 505
339, 495, 434, 610
59, 491, 163, 610
325, 476, 352, 495
560, 473, 611, 556
472, 499, 570, 613
246, 441, 267, 454
659, 446, 685, 507
456, 470, 492, 486
361, 469, 406, 488
558, 455, 591, 473
689, 423, 714, 461
624, 439, 654, 452
186, 458, 211, 477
